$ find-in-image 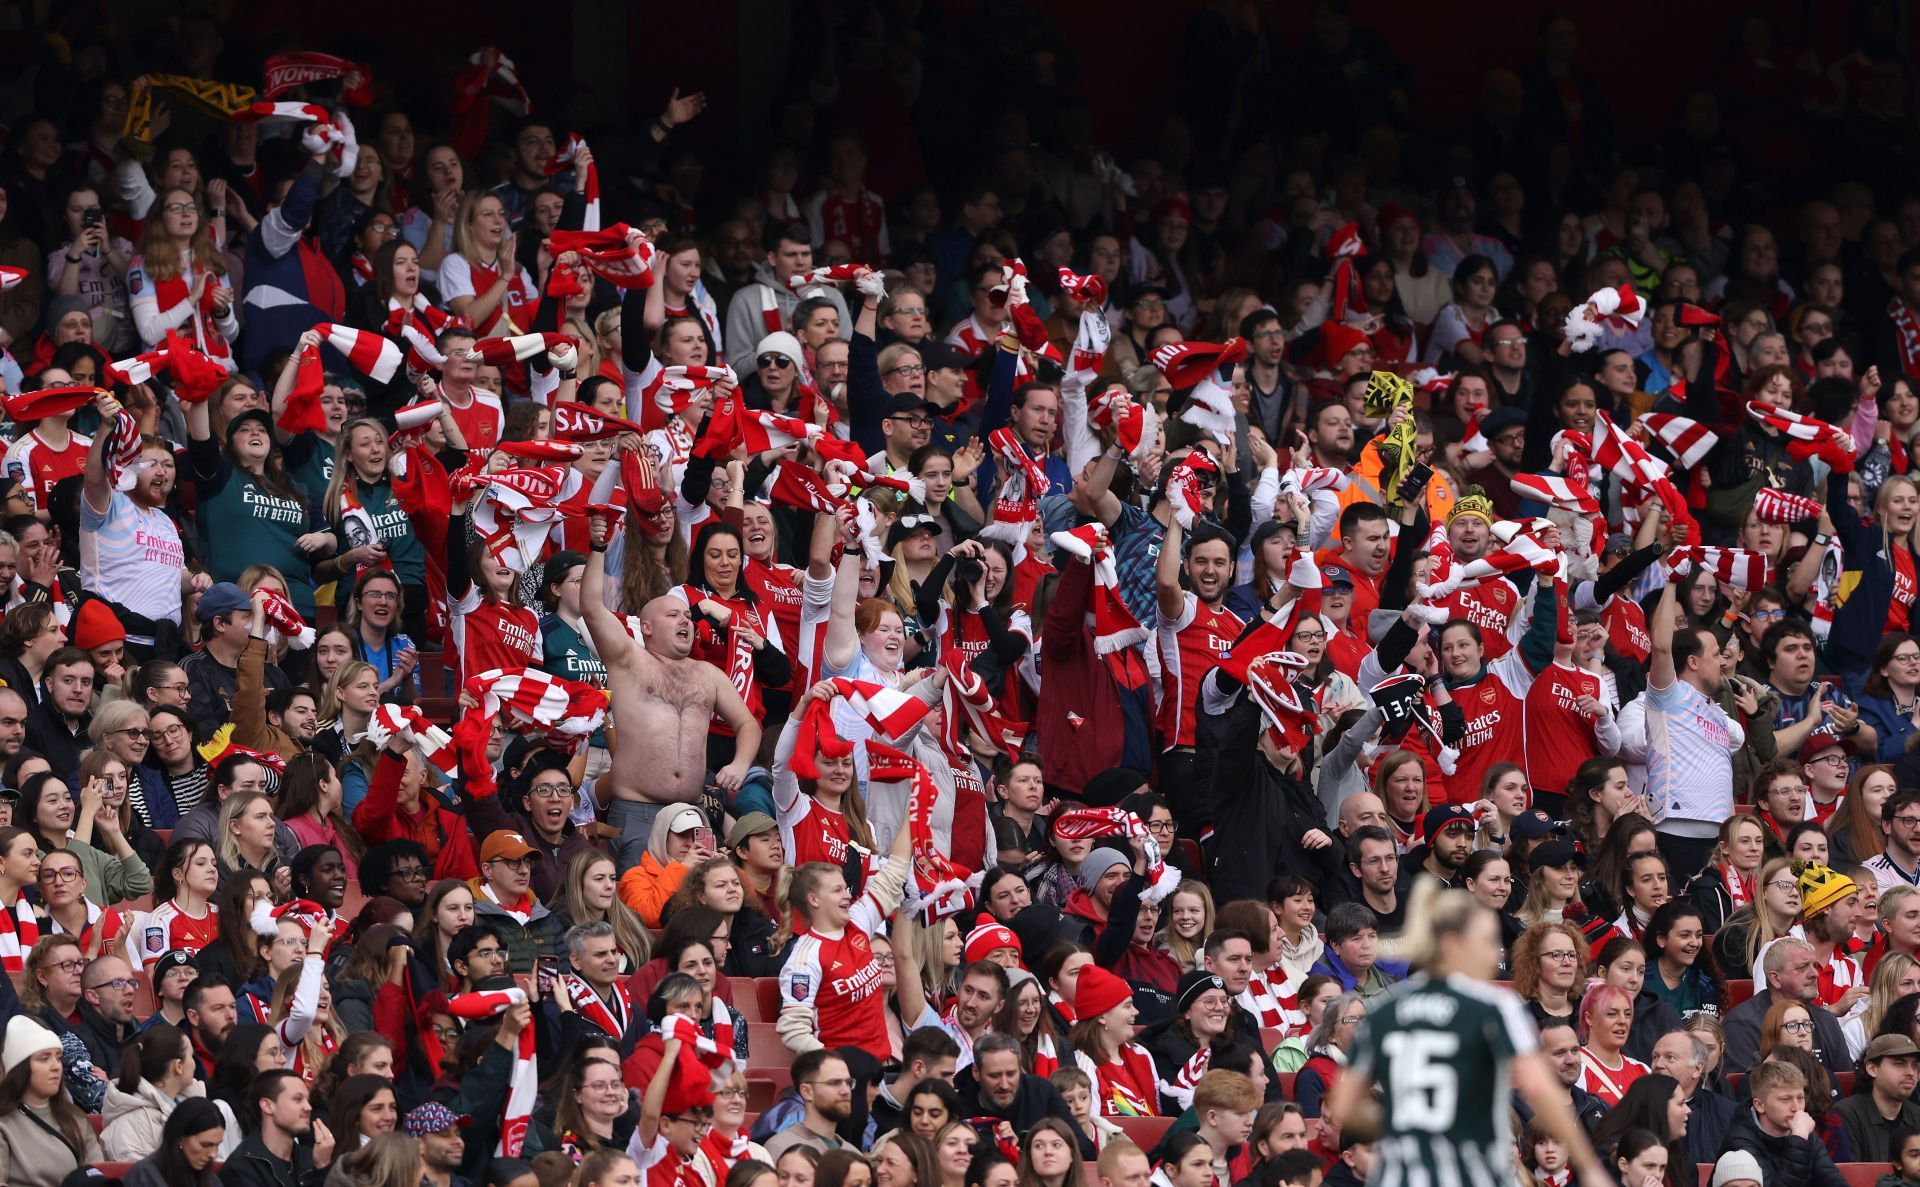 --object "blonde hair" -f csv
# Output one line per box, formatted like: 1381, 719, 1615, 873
553, 850, 653, 969
323, 418, 392, 524
1878, 475, 1920, 557
1517, 864, 1583, 927
1864, 953, 1916, 1037
271, 956, 346, 1072
320, 661, 379, 725
1740, 855, 1801, 970
216, 791, 275, 872
1163, 880, 1215, 972
453, 191, 510, 267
